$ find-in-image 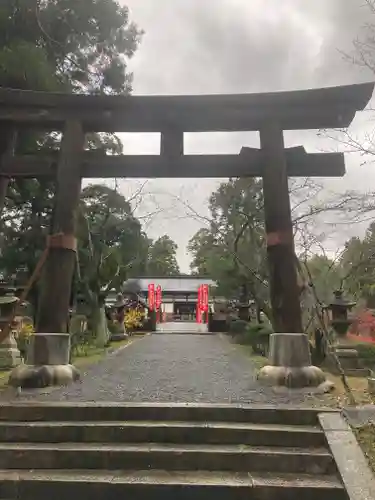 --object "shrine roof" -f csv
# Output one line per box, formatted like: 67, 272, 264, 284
123, 276, 216, 294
